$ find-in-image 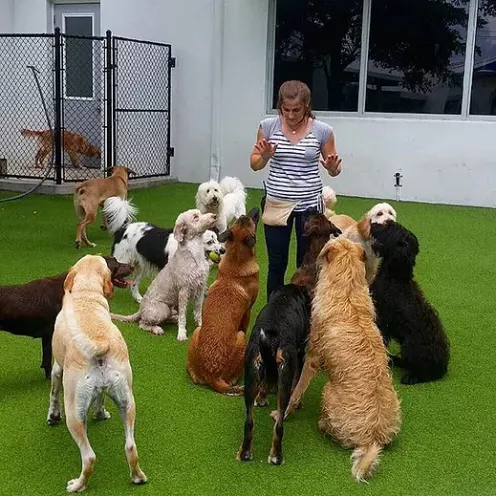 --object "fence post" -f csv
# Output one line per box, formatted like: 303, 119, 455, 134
54, 27, 63, 185
105, 30, 113, 173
